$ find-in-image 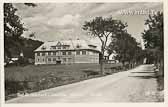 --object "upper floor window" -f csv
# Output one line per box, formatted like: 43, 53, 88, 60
42, 52, 45, 56
62, 51, 66, 55
41, 46, 46, 50
68, 51, 72, 55
82, 50, 86, 55
76, 51, 80, 55
48, 52, 51, 56
93, 51, 97, 55
37, 52, 40, 56
53, 52, 57, 55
